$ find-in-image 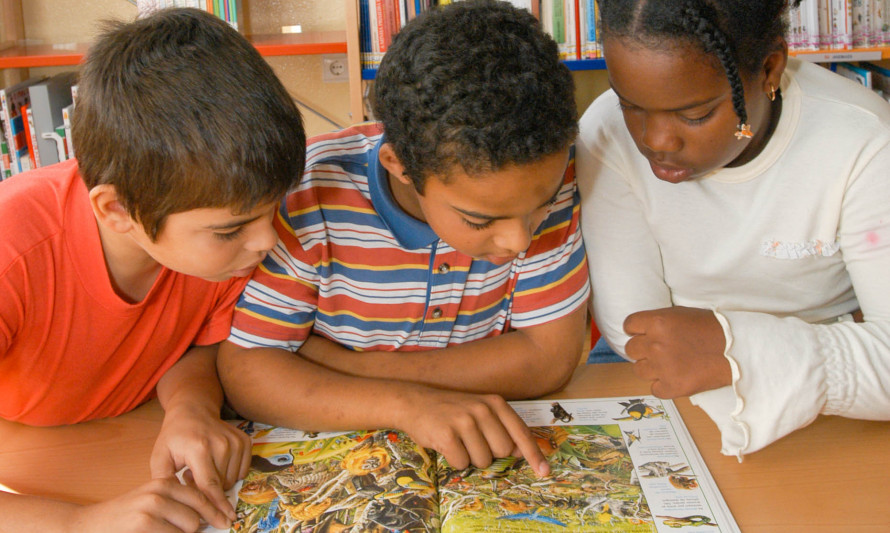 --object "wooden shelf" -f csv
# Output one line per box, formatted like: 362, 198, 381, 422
360, 57, 607, 80
0, 31, 348, 69
790, 47, 890, 62
248, 31, 348, 57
